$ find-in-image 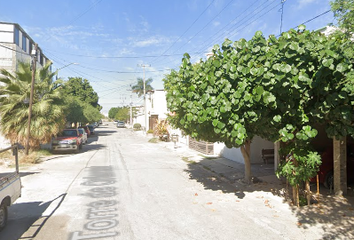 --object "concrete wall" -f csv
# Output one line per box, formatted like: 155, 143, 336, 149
220, 136, 274, 164
149, 90, 168, 119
